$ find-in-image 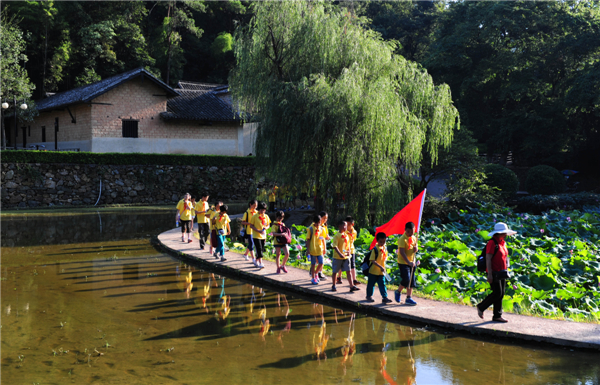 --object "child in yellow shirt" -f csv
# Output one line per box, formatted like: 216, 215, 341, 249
176, 193, 194, 243
306, 214, 324, 285
331, 220, 360, 292
270, 211, 290, 274
249, 202, 271, 269
194, 193, 210, 250
213, 205, 231, 262
208, 201, 222, 256
241, 200, 258, 263
366, 232, 392, 304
